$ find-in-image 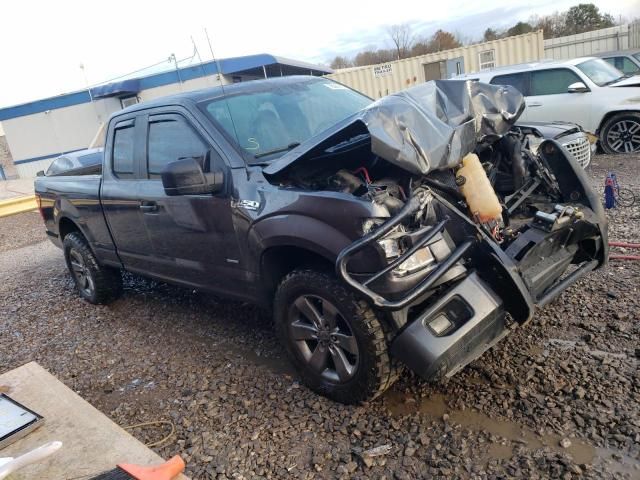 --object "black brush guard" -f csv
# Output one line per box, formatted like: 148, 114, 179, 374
336, 194, 473, 311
